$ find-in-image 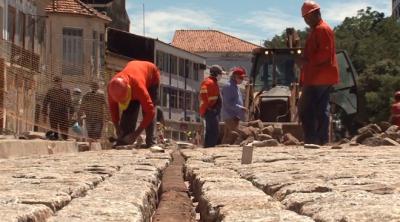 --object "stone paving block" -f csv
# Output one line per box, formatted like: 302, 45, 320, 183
221, 209, 314, 222
0, 203, 53, 222
283, 191, 400, 221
